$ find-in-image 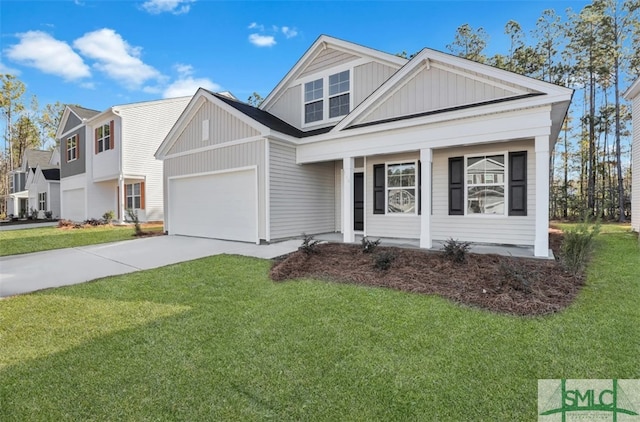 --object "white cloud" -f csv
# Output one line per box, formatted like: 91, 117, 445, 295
281, 26, 298, 39
248, 22, 264, 31
73, 28, 162, 89
141, 0, 194, 15
5, 31, 90, 80
162, 63, 220, 98
0, 61, 21, 75
248, 33, 276, 47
